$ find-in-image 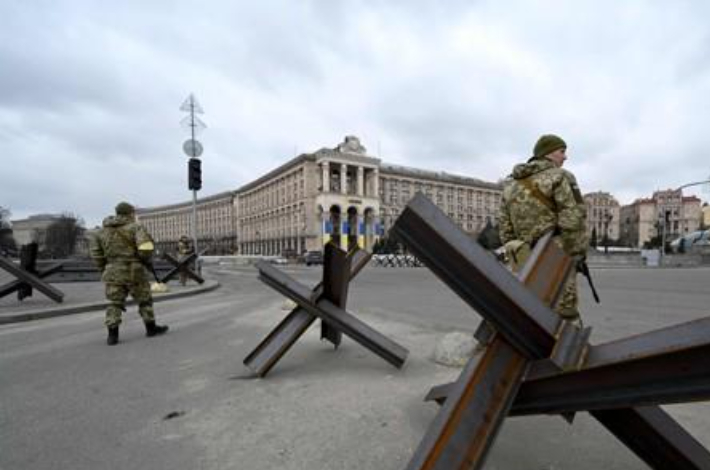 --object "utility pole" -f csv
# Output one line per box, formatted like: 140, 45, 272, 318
180, 93, 206, 263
